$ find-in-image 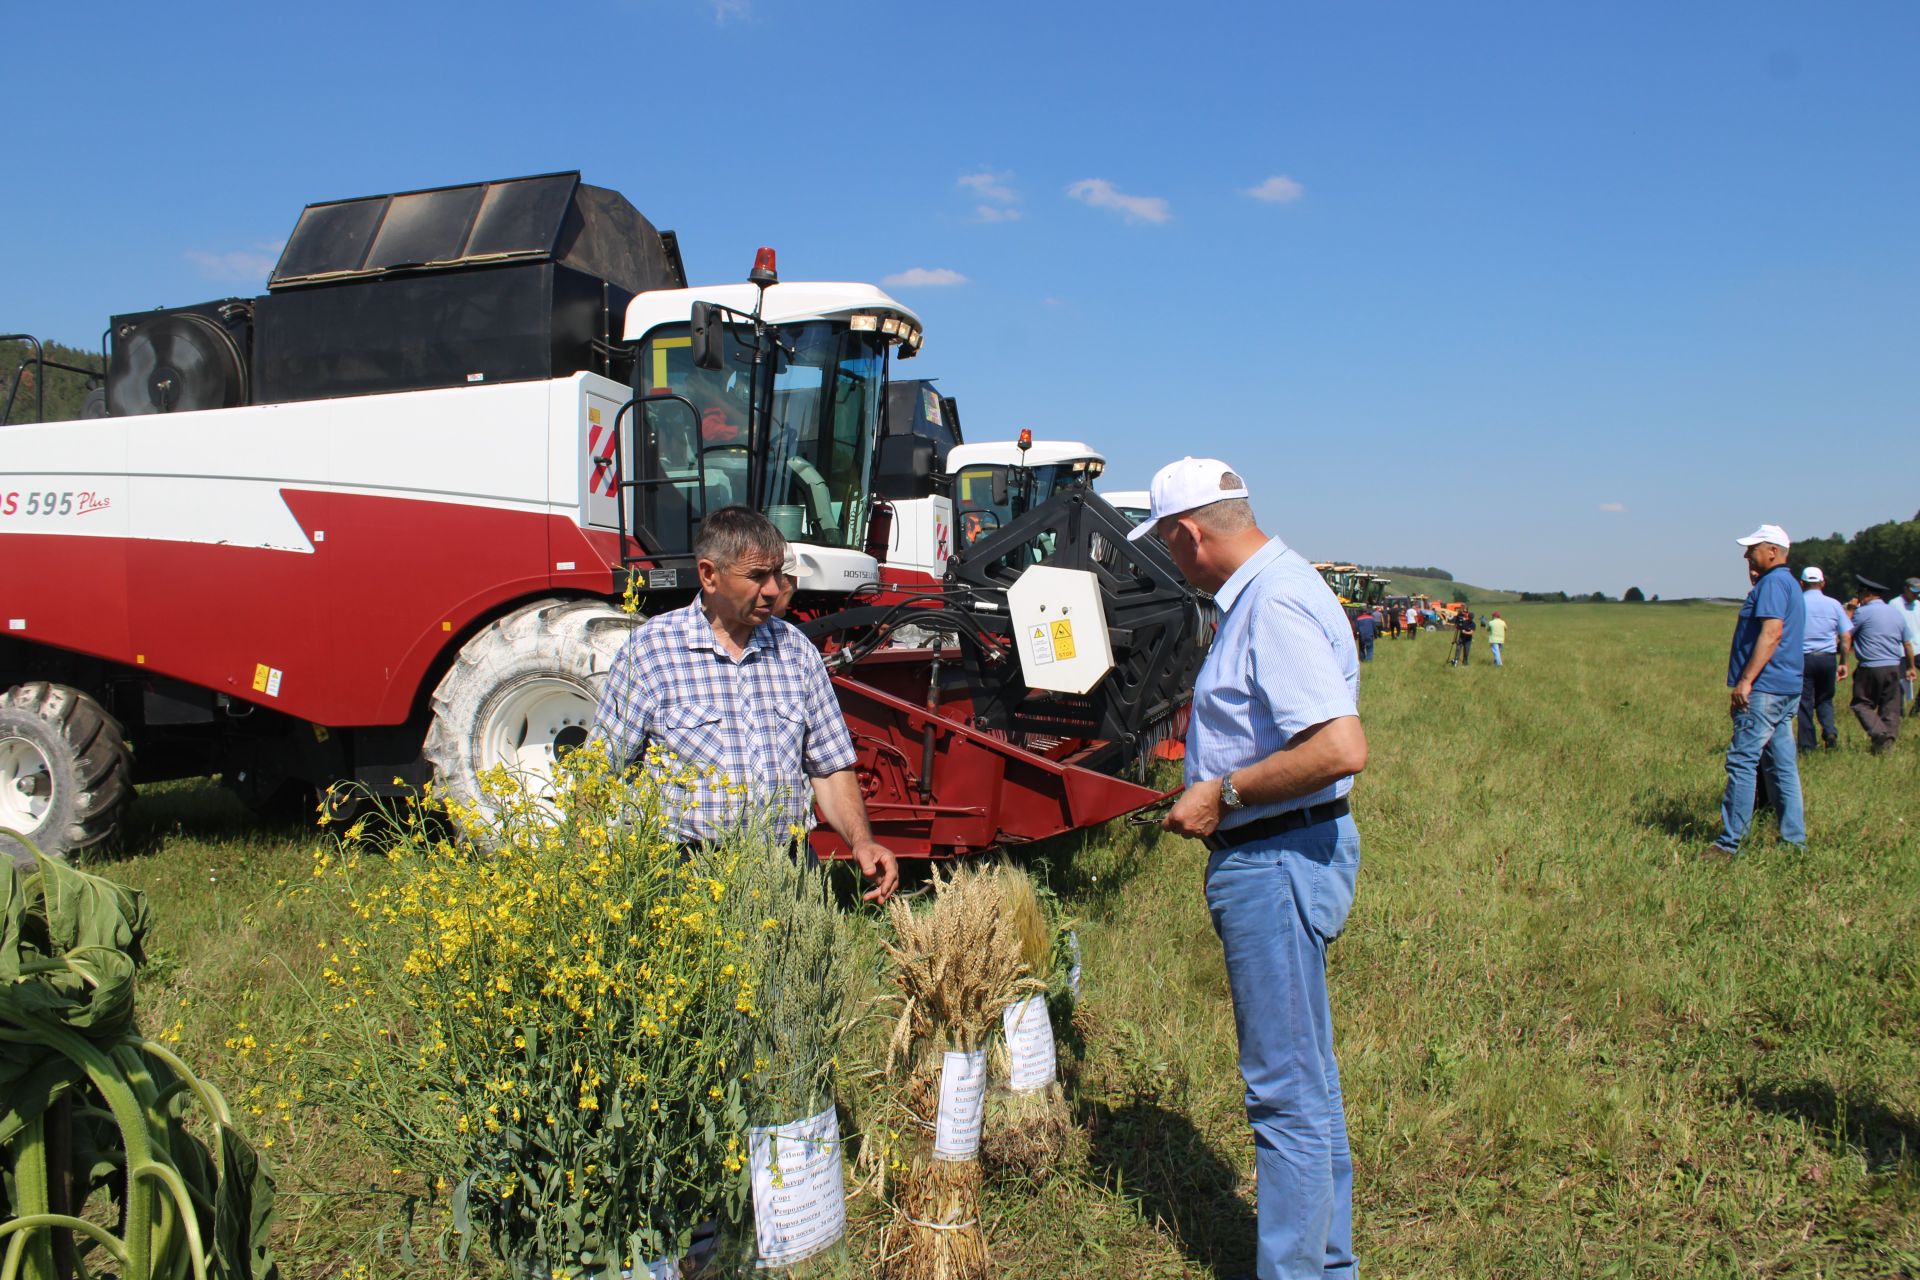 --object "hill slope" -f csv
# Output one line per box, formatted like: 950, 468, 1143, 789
1359, 570, 1521, 605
